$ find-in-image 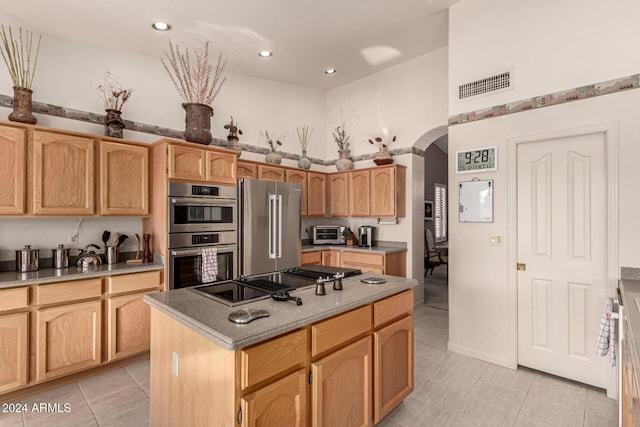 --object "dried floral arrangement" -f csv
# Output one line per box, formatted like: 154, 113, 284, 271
369, 134, 396, 149
0, 25, 41, 89
161, 39, 227, 106
224, 116, 243, 142
261, 130, 283, 152
296, 124, 314, 151
97, 71, 133, 111
332, 125, 350, 151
